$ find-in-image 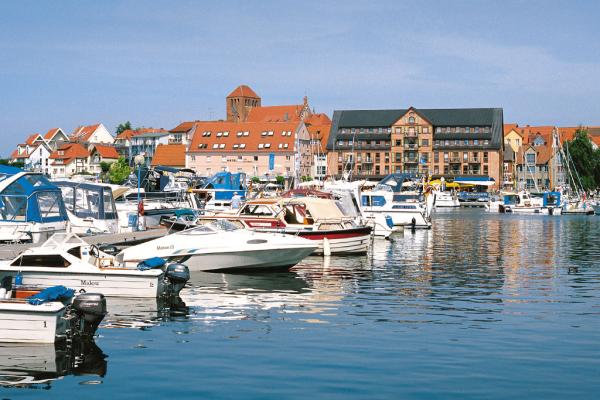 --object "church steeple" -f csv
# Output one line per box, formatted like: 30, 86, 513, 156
226, 85, 261, 122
